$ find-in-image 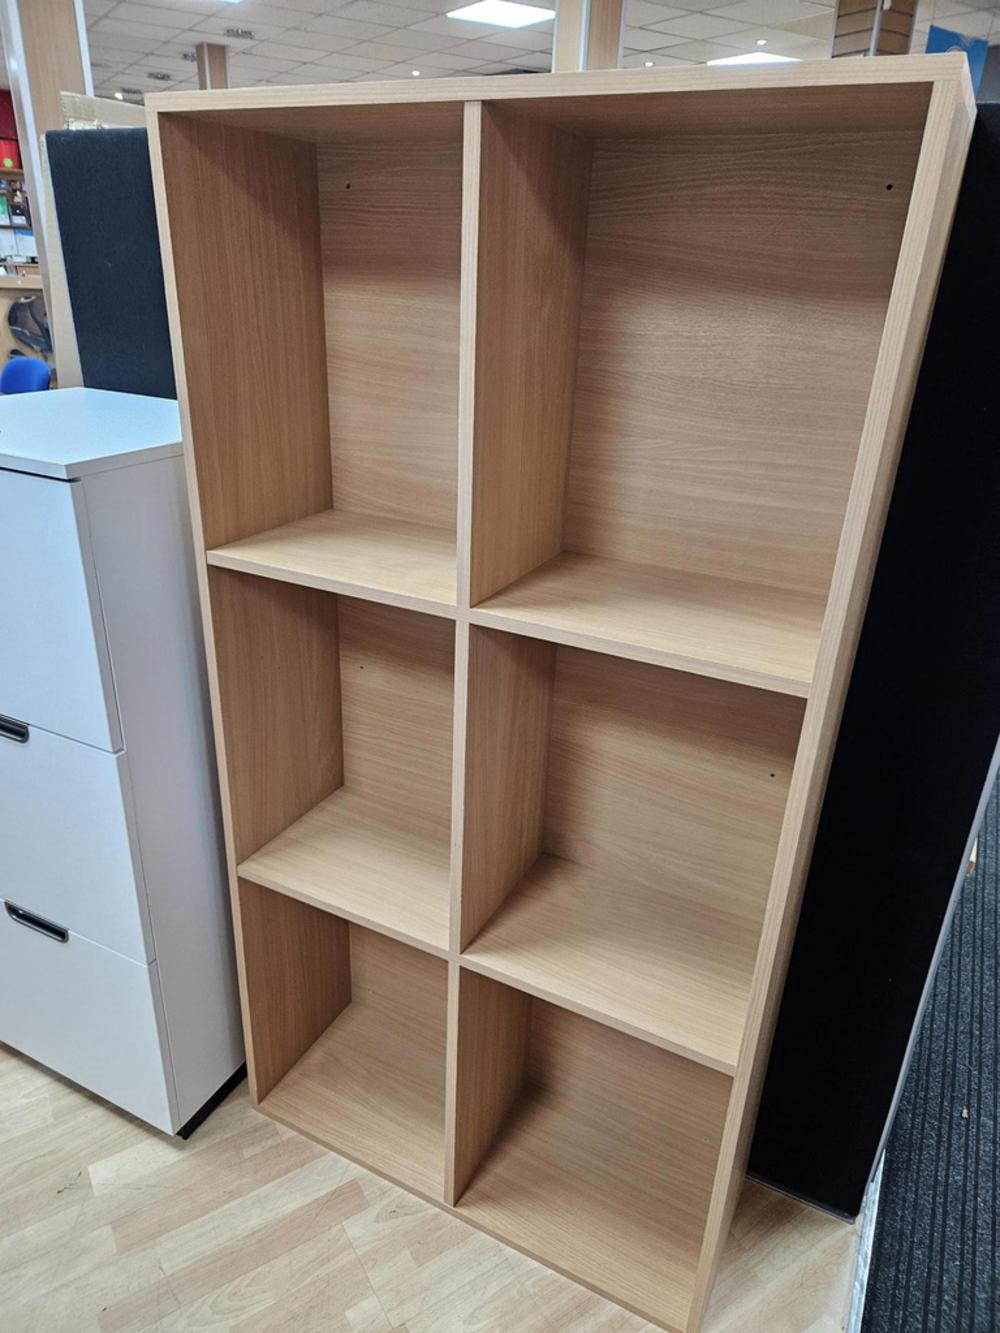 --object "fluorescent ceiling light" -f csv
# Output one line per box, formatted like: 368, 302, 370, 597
706, 50, 799, 64
447, 0, 554, 27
